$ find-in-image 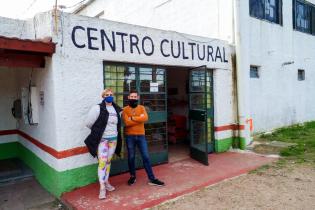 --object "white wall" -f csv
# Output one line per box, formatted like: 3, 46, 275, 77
249, 0, 315, 132
0, 68, 18, 131
77, 0, 234, 43
75, 0, 243, 141
213, 68, 235, 140
0, 17, 30, 133
48, 12, 233, 169
78, 0, 315, 133
0, 13, 61, 169
54, 12, 232, 149
0, 10, 234, 170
